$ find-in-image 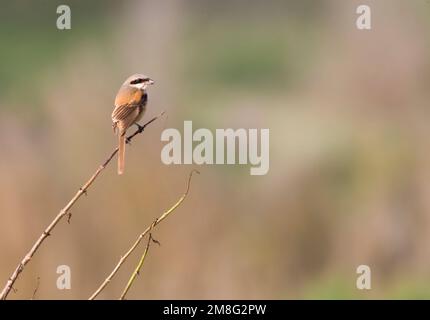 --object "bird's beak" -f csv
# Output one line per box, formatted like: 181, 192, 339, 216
148, 79, 155, 85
